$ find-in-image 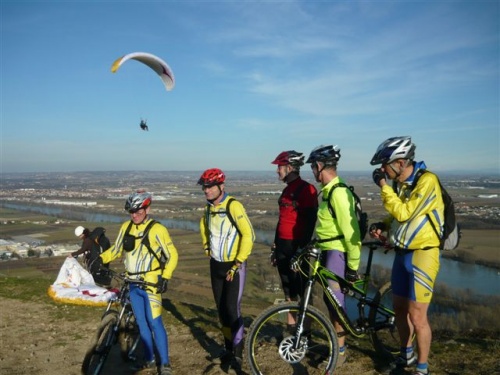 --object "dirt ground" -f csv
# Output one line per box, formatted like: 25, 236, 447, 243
0, 296, 382, 375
